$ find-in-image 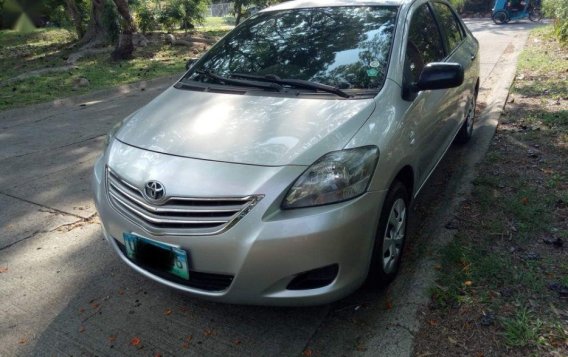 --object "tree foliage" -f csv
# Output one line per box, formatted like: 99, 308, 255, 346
233, 0, 278, 25
155, 0, 208, 32
543, 0, 568, 43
